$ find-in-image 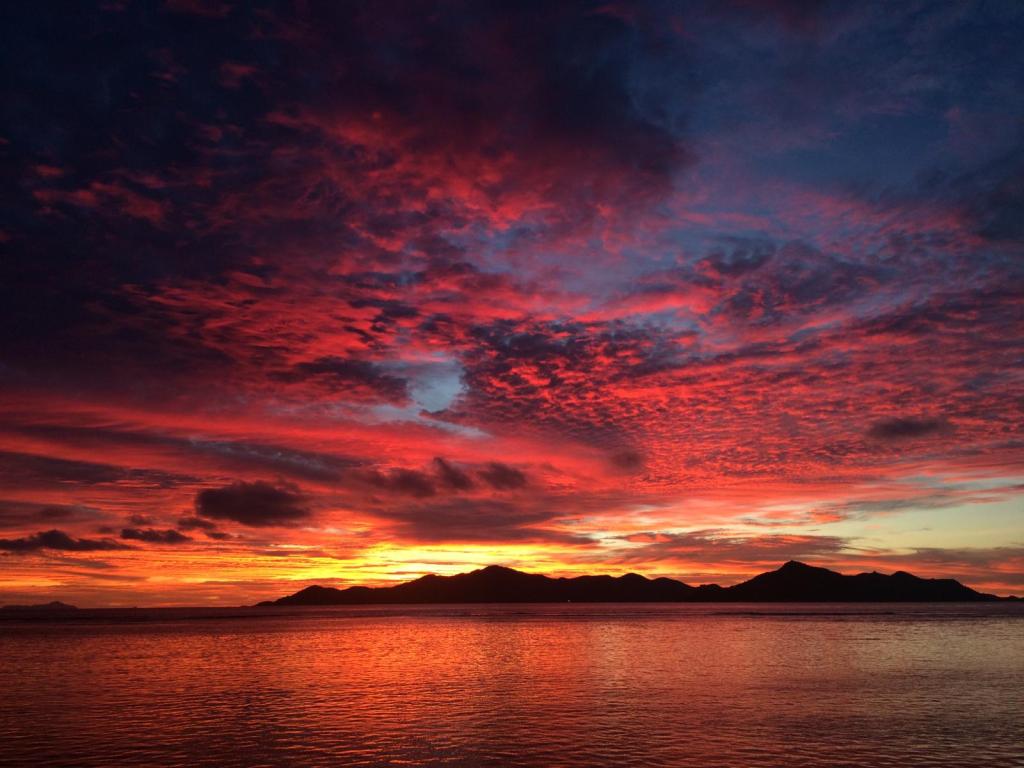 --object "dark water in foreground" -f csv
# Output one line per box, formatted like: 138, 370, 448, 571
1, 603, 1022, 767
